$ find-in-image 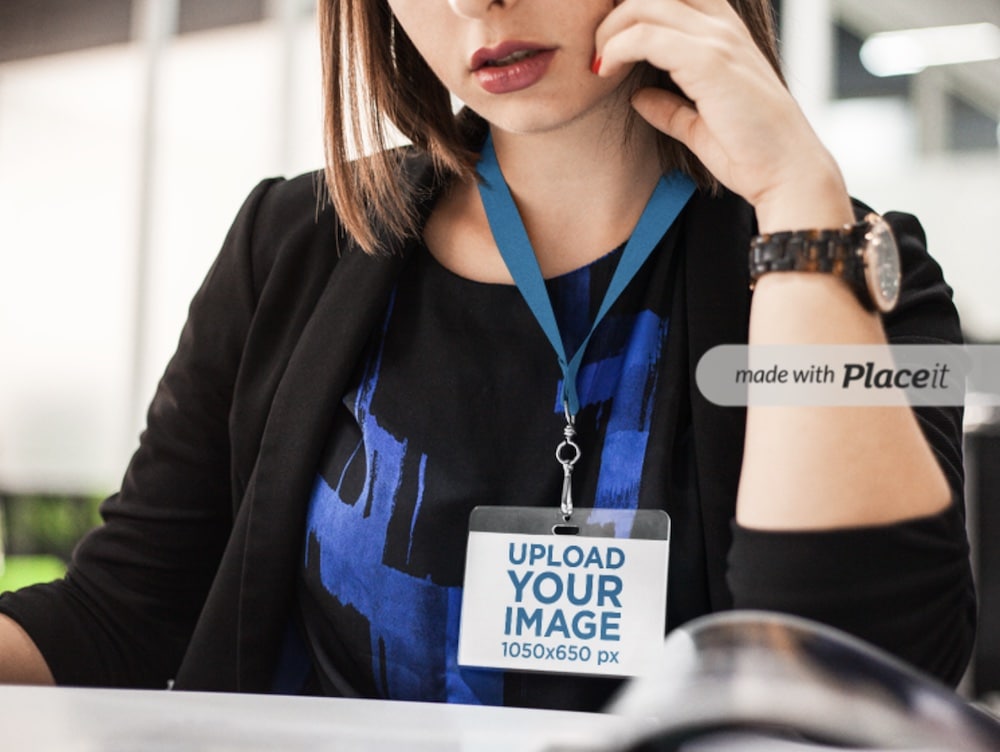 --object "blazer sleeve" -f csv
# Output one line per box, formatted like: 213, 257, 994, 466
727, 209, 976, 687
0, 177, 286, 688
